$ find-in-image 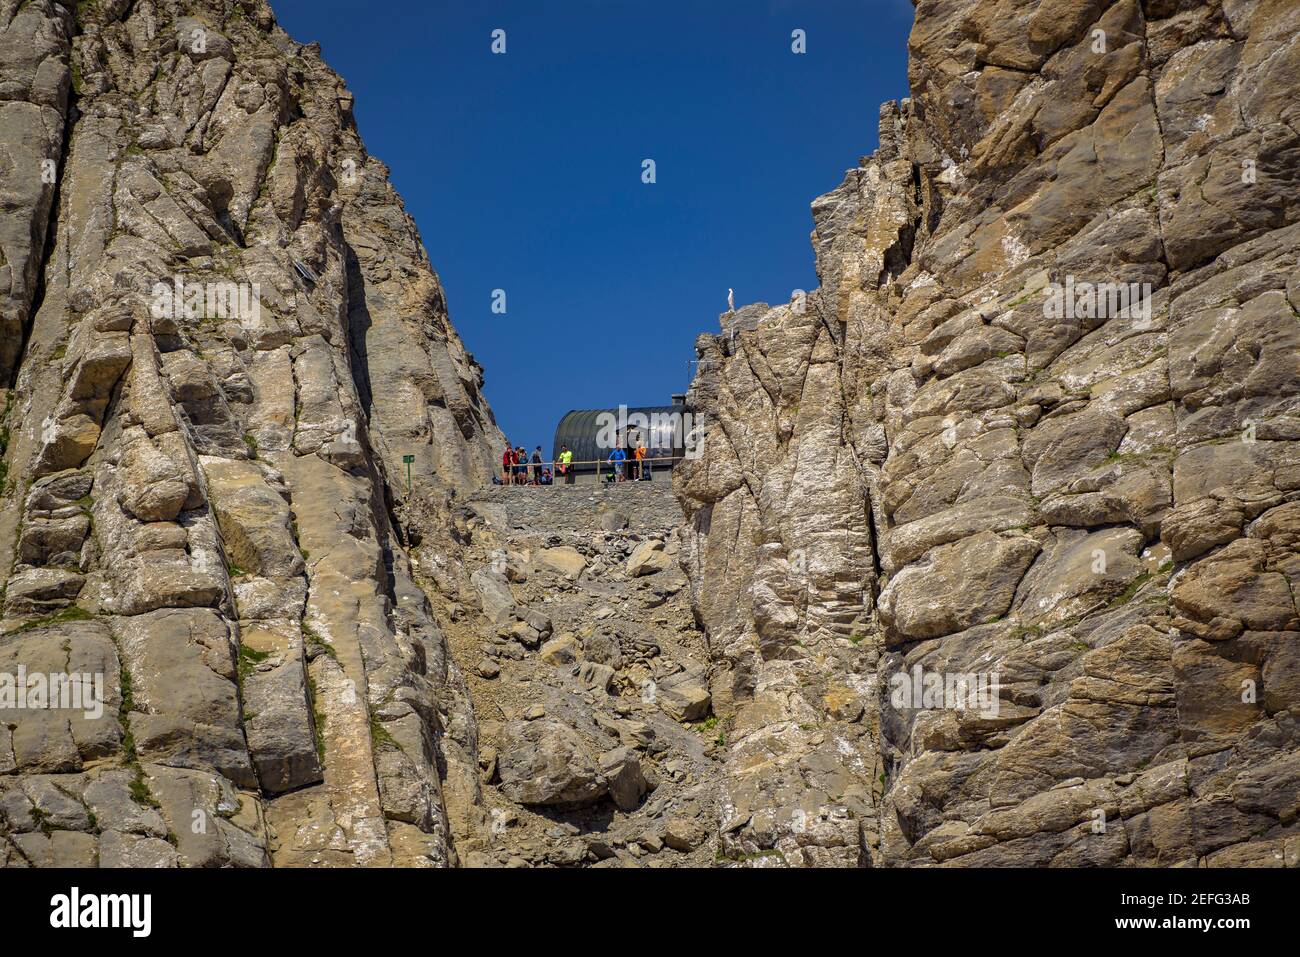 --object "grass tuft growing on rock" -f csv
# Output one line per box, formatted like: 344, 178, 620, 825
30, 806, 52, 836
128, 773, 160, 809
237, 644, 270, 681
1108, 571, 1154, 609
116, 664, 161, 808
7, 605, 94, 635
369, 712, 398, 752
303, 624, 336, 659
